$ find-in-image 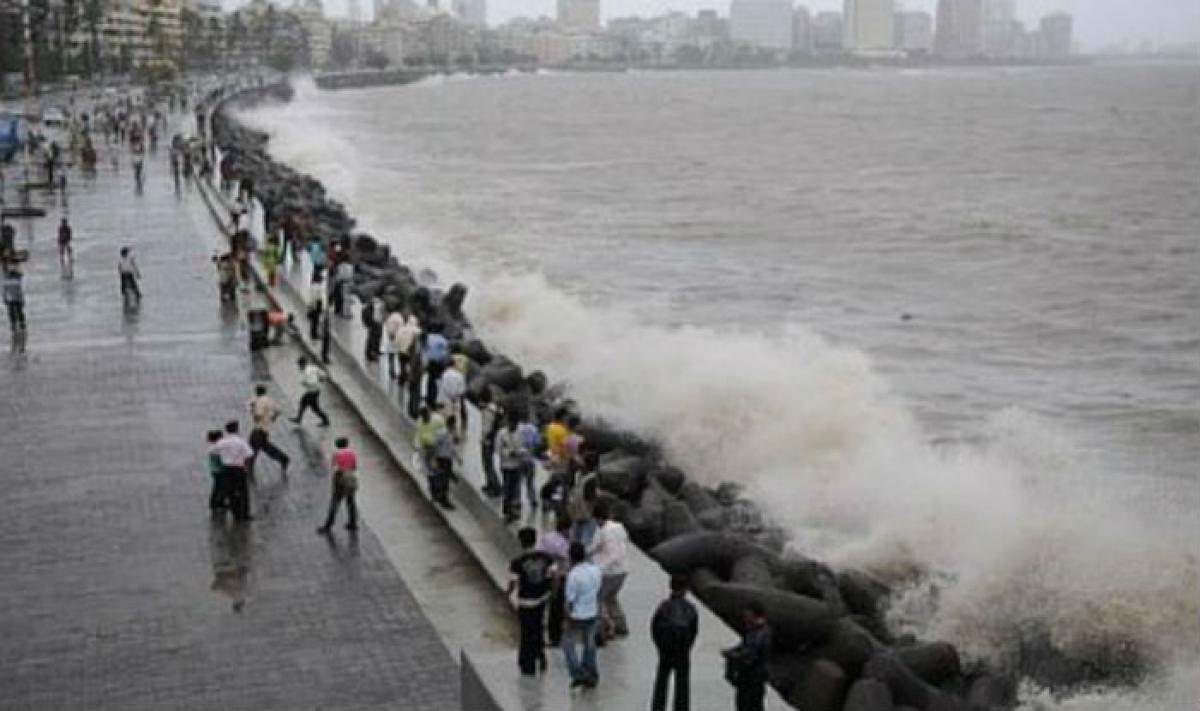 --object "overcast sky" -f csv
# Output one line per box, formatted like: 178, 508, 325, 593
247, 0, 1200, 51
